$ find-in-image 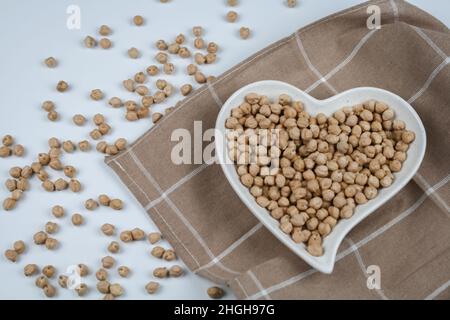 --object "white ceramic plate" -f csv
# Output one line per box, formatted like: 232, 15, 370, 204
215, 80, 426, 274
